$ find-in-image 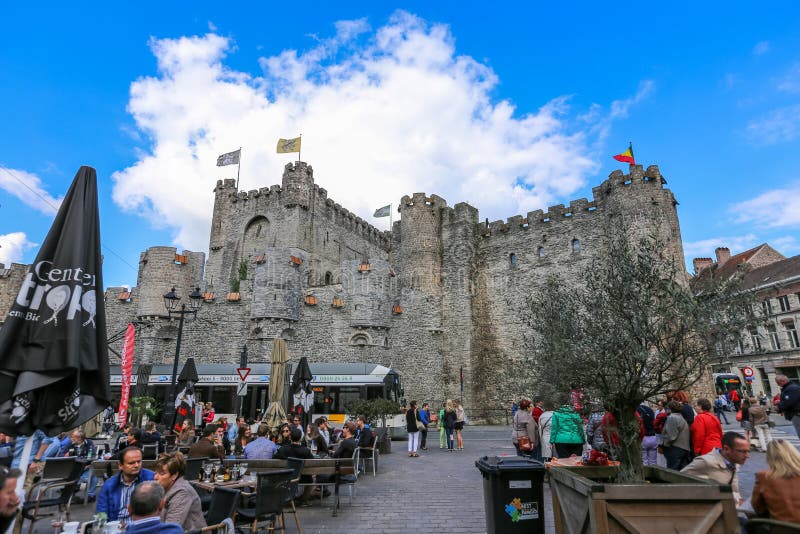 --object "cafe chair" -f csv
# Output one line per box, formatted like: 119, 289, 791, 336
235, 469, 300, 534
36, 458, 78, 483
141, 443, 159, 460
360, 435, 379, 476
745, 518, 800, 534
185, 457, 208, 482
204, 486, 241, 526
21, 459, 83, 534
341, 448, 360, 504
164, 434, 177, 452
